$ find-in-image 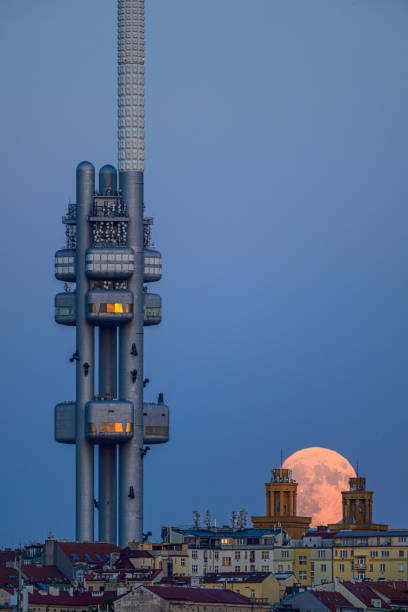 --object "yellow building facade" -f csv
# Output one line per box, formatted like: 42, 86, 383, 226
154, 552, 189, 576
294, 548, 311, 587
203, 572, 280, 604
128, 541, 189, 576
333, 531, 408, 581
